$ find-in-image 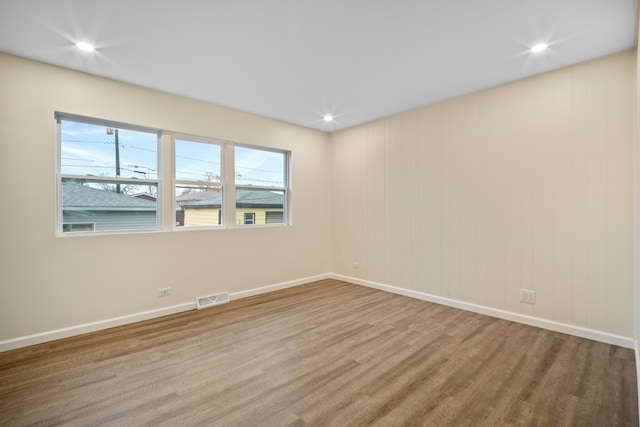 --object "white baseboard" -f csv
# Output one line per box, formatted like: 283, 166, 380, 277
0, 302, 196, 353
0, 273, 331, 353
1, 272, 633, 352
636, 340, 640, 423
331, 273, 635, 349
230, 273, 331, 300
